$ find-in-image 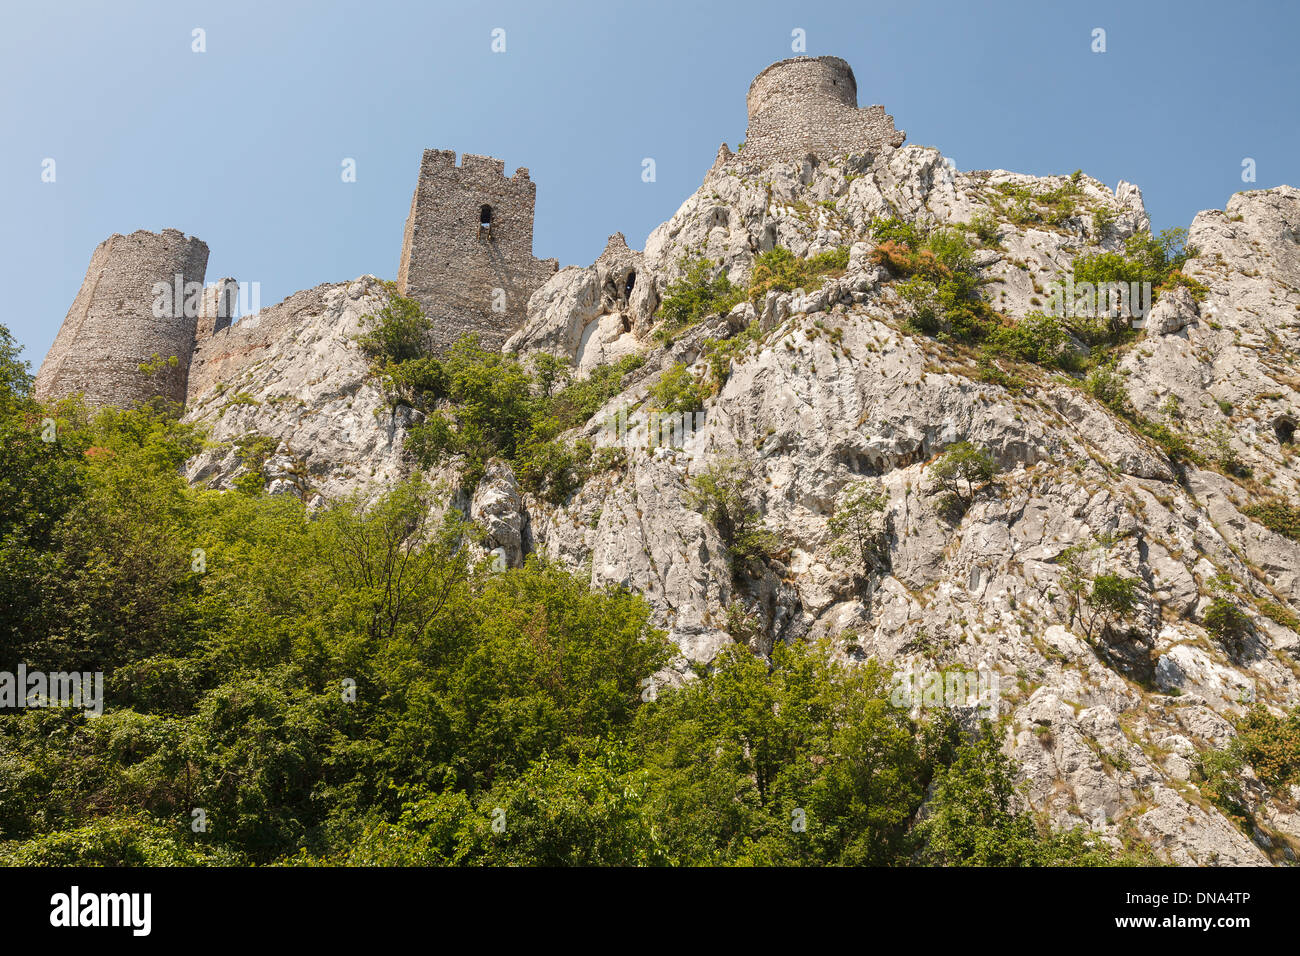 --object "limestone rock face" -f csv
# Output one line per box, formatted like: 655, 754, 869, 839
179, 140, 1300, 866
502, 151, 1297, 865
470, 458, 525, 569
505, 234, 648, 375
182, 276, 415, 505
1117, 186, 1300, 497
